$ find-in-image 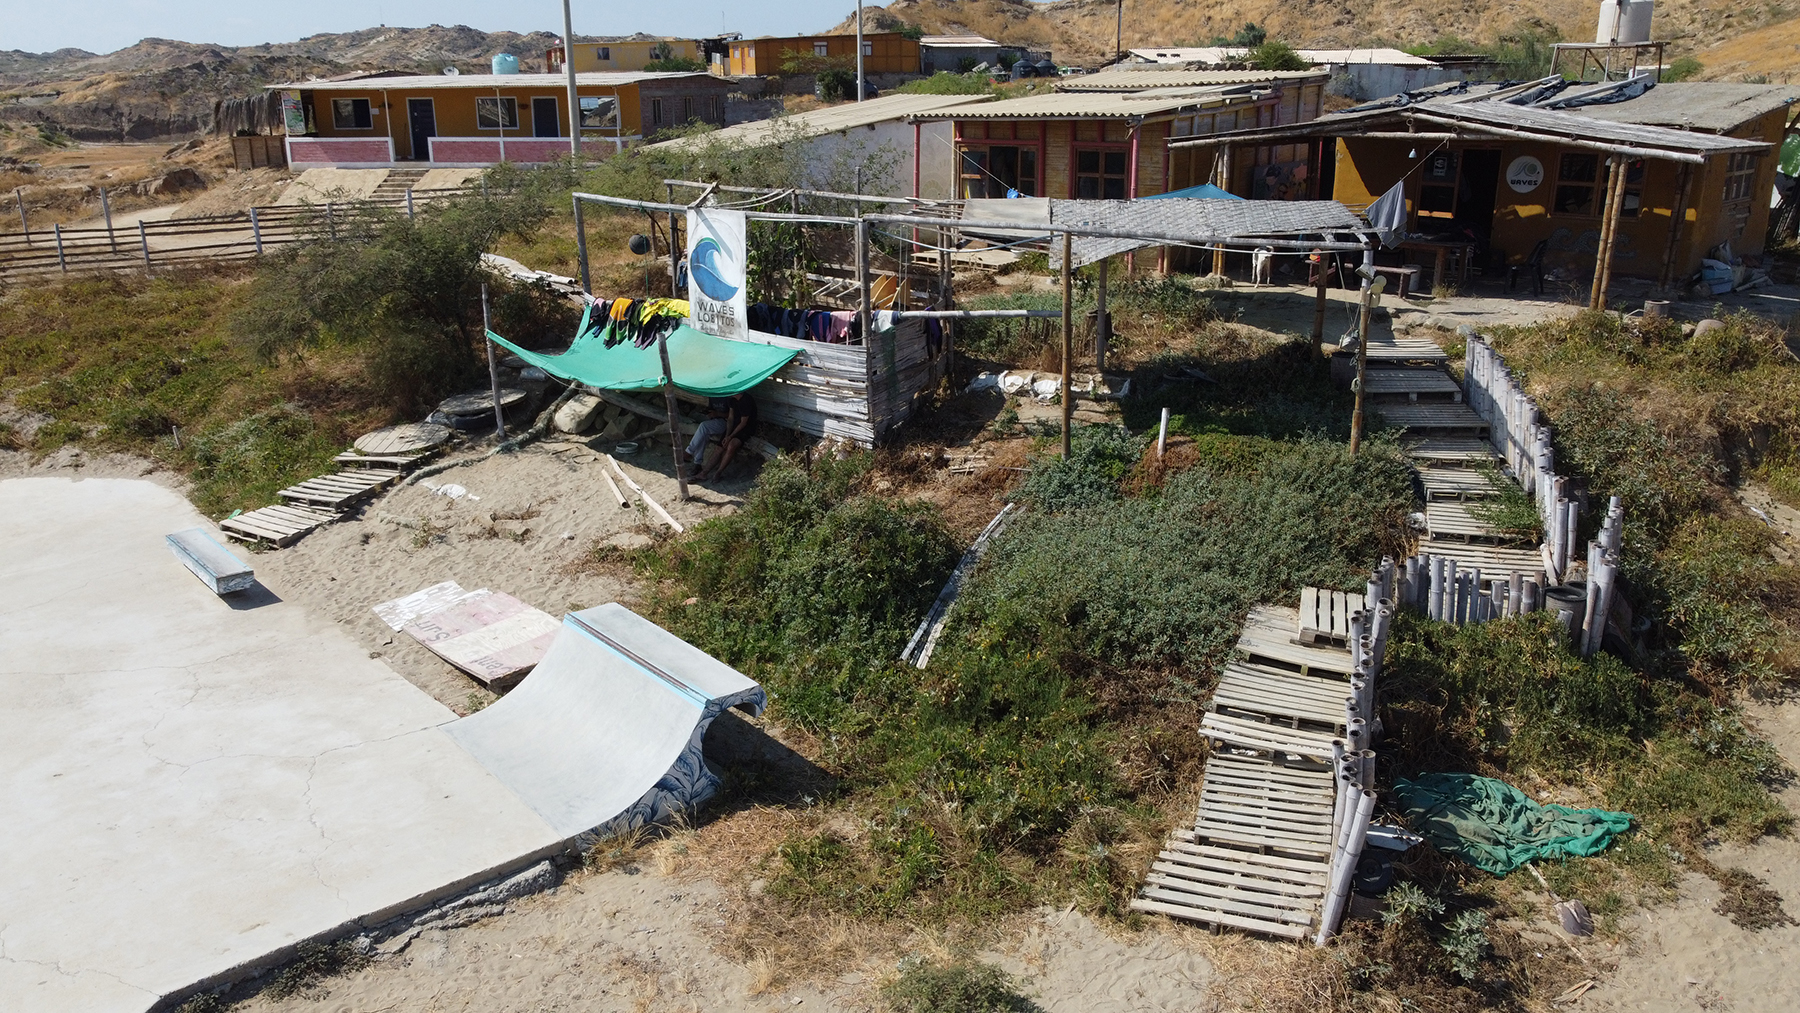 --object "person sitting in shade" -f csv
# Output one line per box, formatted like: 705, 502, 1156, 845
683, 397, 730, 471
701, 390, 757, 482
